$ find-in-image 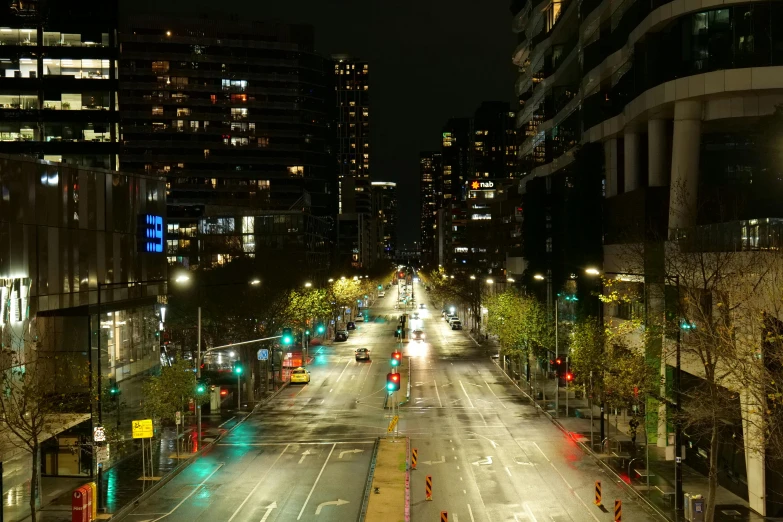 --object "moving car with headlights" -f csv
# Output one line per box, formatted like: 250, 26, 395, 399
412, 329, 425, 341
412, 312, 420, 320
335, 330, 349, 342
451, 320, 462, 330
290, 367, 311, 384
355, 348, 370, 361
